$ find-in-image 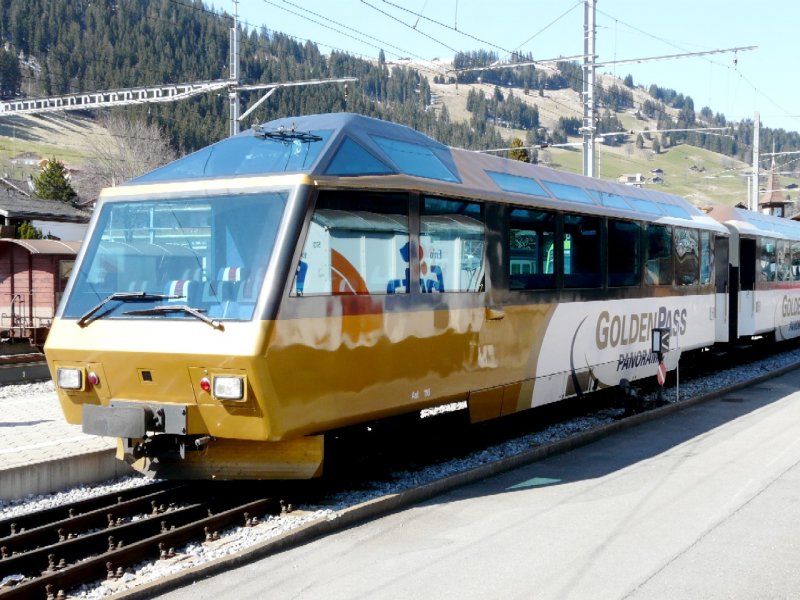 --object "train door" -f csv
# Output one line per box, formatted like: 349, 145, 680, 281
714, 236, 729, 342
737, 237, 757, 338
